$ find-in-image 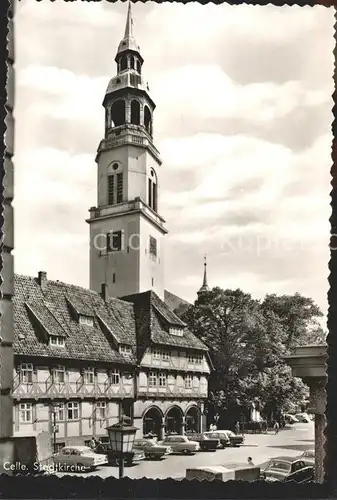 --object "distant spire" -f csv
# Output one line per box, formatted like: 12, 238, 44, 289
124, 1, 134, 38
197, 254, 209, 296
